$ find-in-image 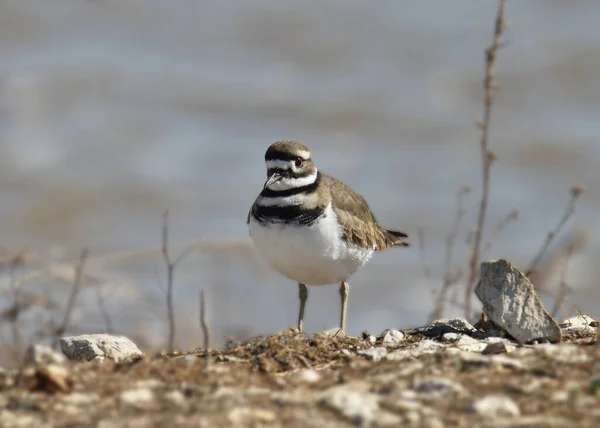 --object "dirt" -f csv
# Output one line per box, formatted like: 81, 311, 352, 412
0, 328, 599, 427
